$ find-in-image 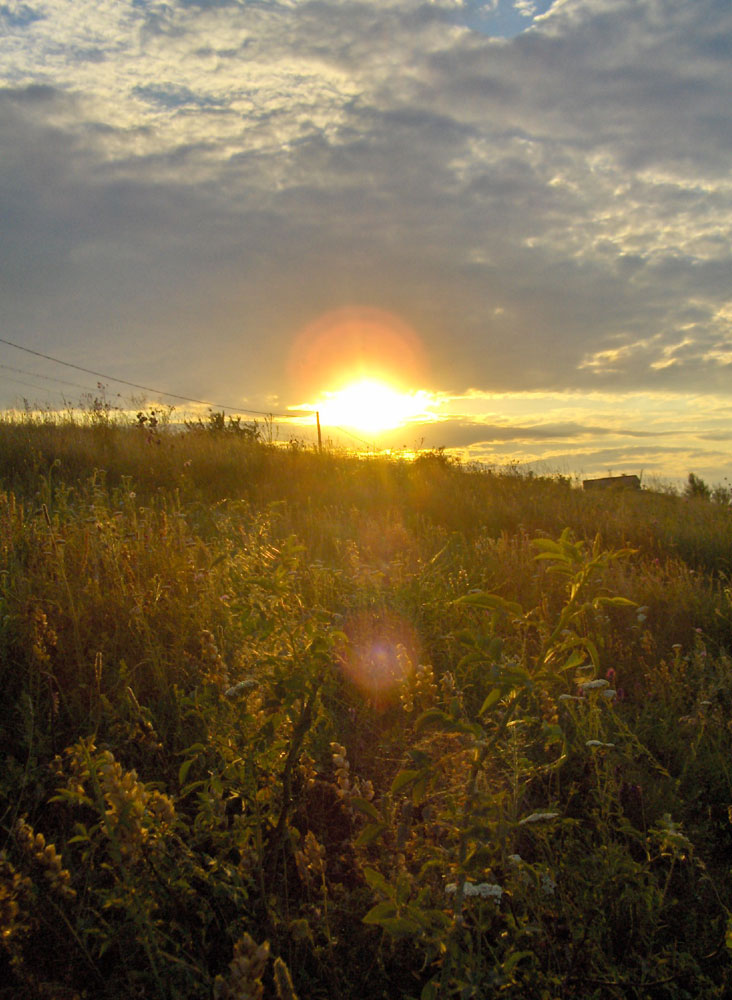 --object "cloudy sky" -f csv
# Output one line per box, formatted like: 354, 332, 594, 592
1, 0, 731, 484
